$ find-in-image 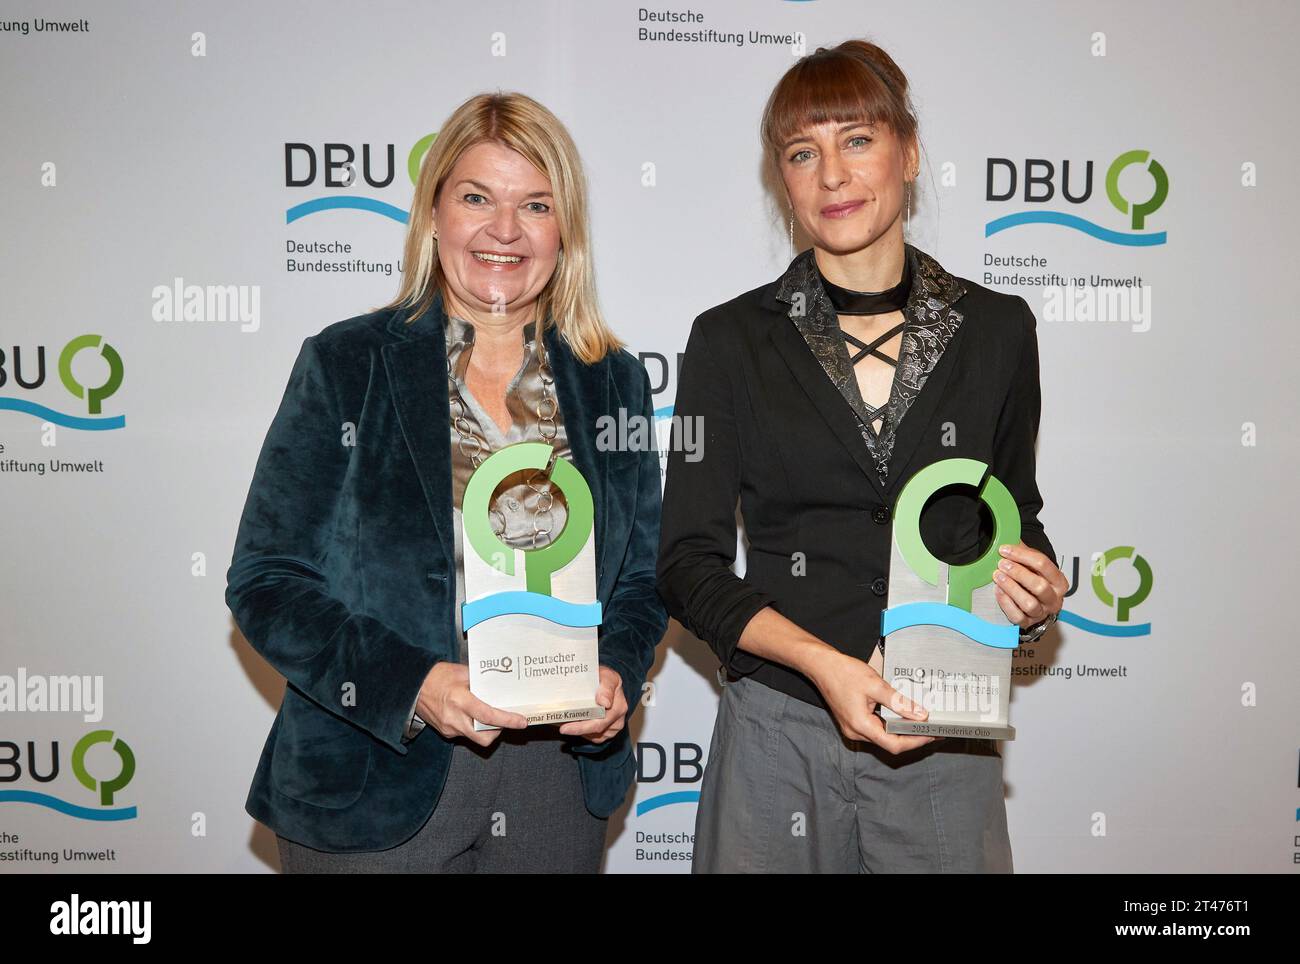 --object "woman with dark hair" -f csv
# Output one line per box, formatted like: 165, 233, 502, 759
657, 40, 1067, 873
